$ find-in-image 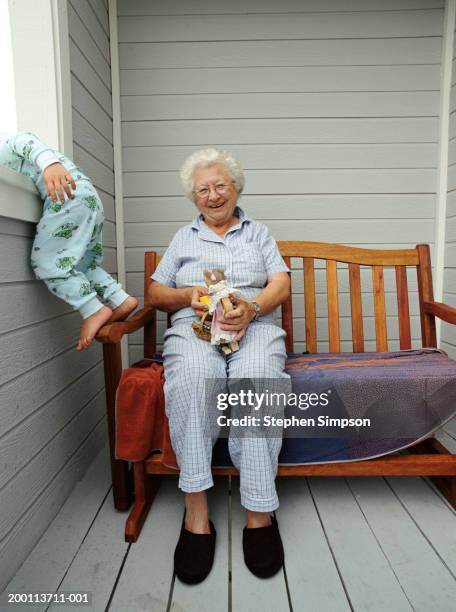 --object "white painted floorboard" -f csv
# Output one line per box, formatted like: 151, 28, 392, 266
170, 478, 229, 612
230, 478, 290, 612
309, 477, 413, 611
2, 445, 456, 612
0, 444, 112, 612
276, 477, 351, 612
347, 477, 456, 612
108, 478, 181, 612
47, 489, 129, 611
